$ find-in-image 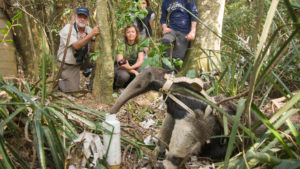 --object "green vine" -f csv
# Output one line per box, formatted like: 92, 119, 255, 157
0, 11, 22, 44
